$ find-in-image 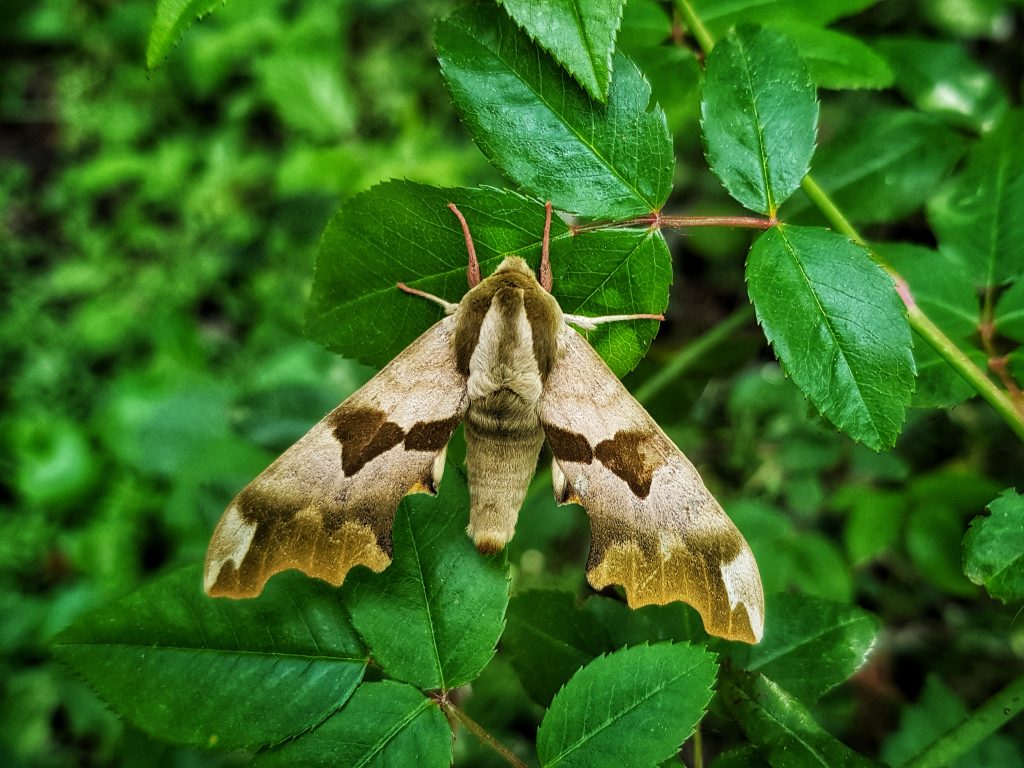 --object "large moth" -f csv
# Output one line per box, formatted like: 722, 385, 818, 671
205, 202, 764, 643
